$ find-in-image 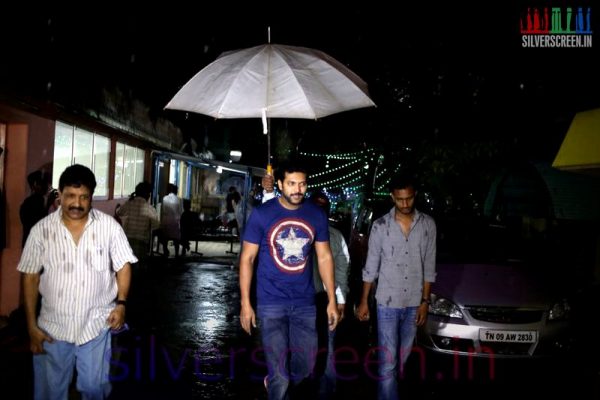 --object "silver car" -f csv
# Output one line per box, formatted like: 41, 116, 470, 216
418, 261, 573, 358
416, 223, 574, 359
